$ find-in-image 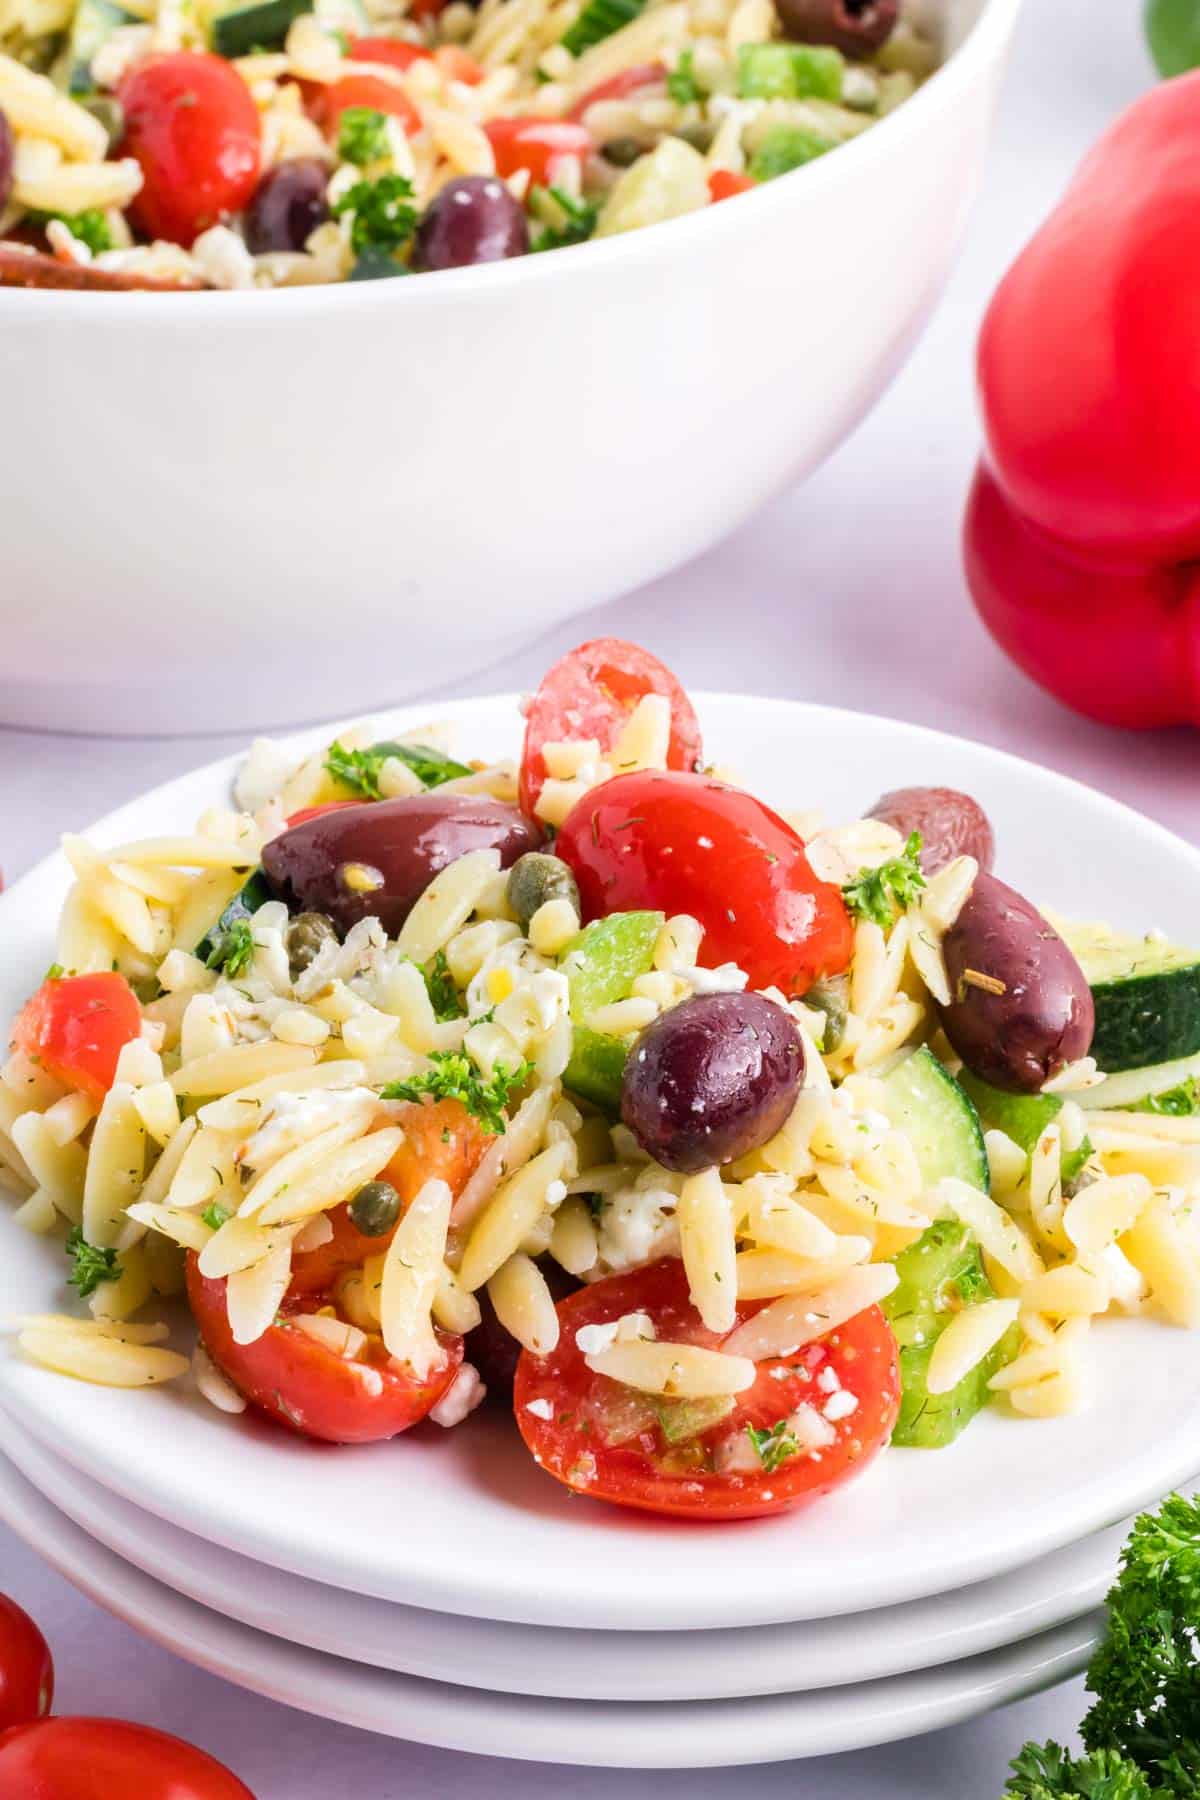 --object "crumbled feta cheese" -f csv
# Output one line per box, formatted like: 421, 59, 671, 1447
816, 1365, 841, 1394
595, 1185, 679, 1272
192, 225, 257, 291
238, 1086, 376, 1171
680, 962, 749, 996
576, 1312, 655, 1355
525, 1397, 555, 1420
430, 1362, 487, 1427
822, 1389, 859, 1423
789, 1403, 836, 1452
